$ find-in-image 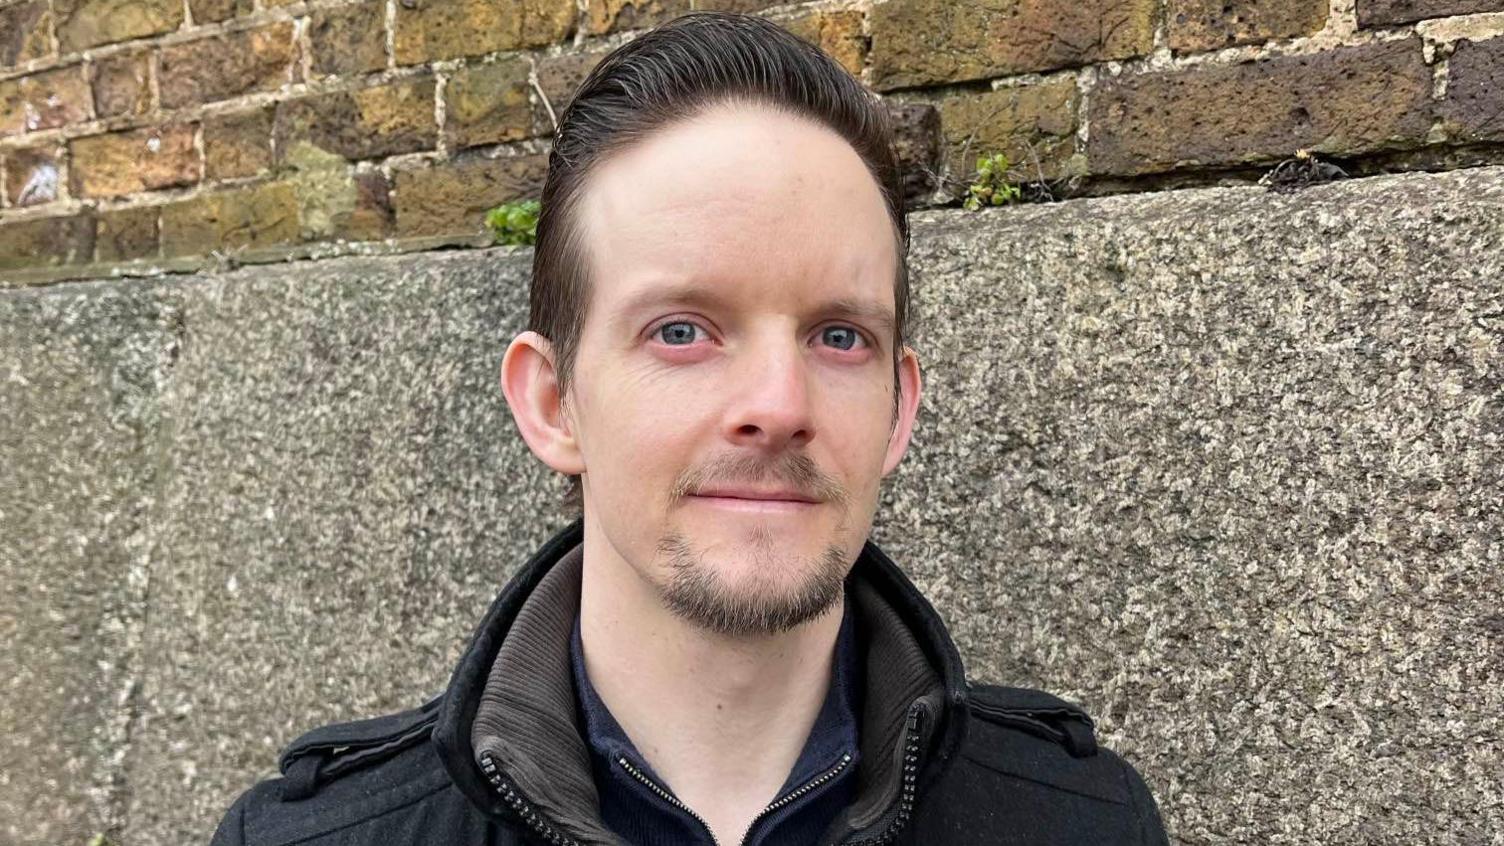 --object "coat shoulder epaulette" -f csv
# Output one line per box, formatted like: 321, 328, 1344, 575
211, 694, 454, 846
274, 693, 444, 800
964, 682, 1098, 757
927, 683, 1168, 845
